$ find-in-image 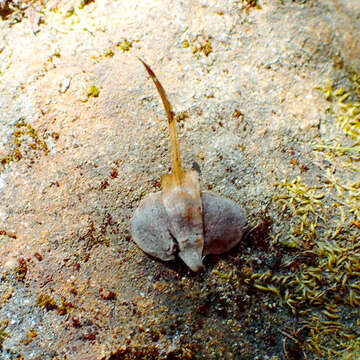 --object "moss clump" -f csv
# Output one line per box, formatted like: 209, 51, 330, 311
78, 0, 95, 10
0, 230, 16, 239
37, 294, 75, 315
175, 111, 189, 122
182, 40, 189, 48
52, 50, 61, 59
315, 73, 360, 155
183, 36, 213, 57
1, 118, 49, 173
22, 329, 38, 345
57, 298, 75, 315
28, 329, 37, 339
92, 48, 116, 62
0, 156, 12, 166
87, 85, 100, 98
243, 0, 260, 8
193, 40, 212, 57
37, 294, 58, 311
116, 39, 133, 52
104, 49, 114, 57
214, 71, 360, 359
14, 258, 27, 281
0, 320, 9, 349
92, 40, 134, 63
273, 177, 324, 249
